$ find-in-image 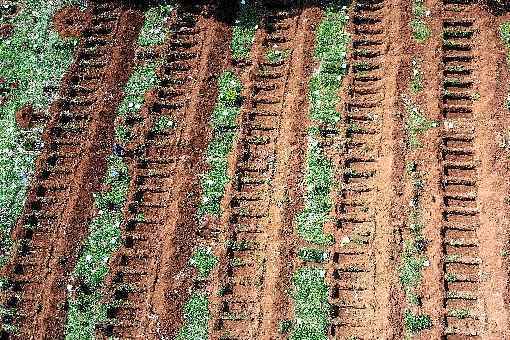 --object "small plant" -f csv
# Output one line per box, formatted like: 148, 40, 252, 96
190, 247, 218, 279
448, 308, 470, 319
411, 58, 423, 93
153, 115, 175, 132
298, 248, 328, 263
404, 310, 431, 333
279, 320, 292, 334
265, 48, 290, 64
402, 94, 437, 149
